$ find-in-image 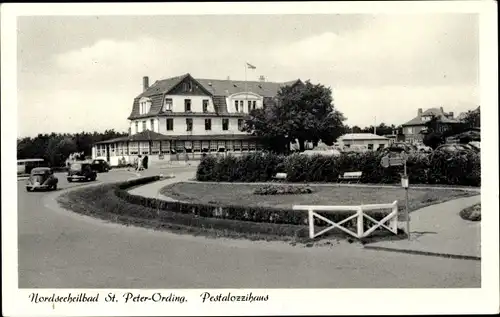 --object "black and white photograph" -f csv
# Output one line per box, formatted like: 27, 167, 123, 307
2, 2, 498, 316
